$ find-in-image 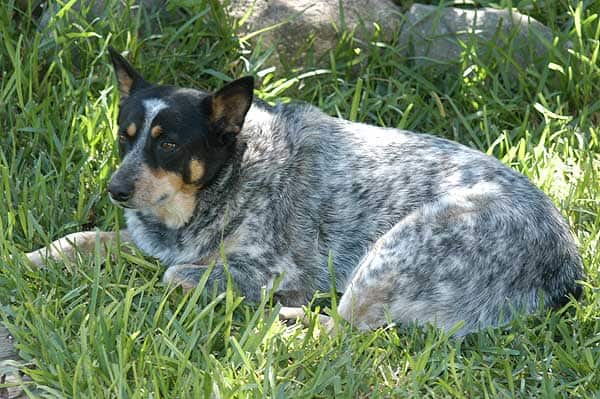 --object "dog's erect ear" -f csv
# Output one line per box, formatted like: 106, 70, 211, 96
108, 47, 150, 100
207, 76, 254, 144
